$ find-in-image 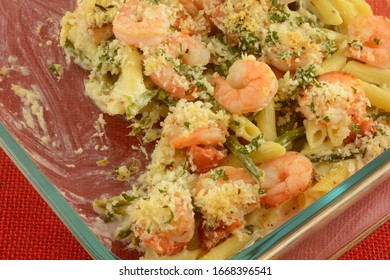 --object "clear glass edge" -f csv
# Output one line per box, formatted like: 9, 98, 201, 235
232, 148, 390, 260
329, 213, 390, 260
0, 122, 117, 260
1, 120, 389, 260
